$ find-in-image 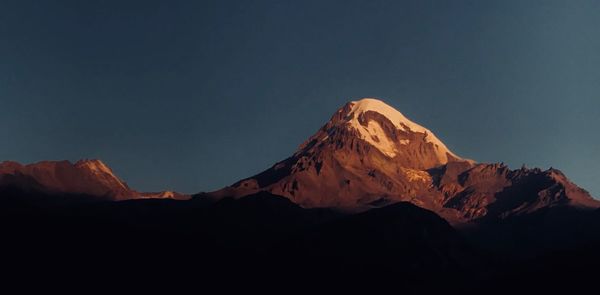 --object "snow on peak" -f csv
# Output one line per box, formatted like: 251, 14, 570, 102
349, 98, 426, 132
345, 98, 460, 161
